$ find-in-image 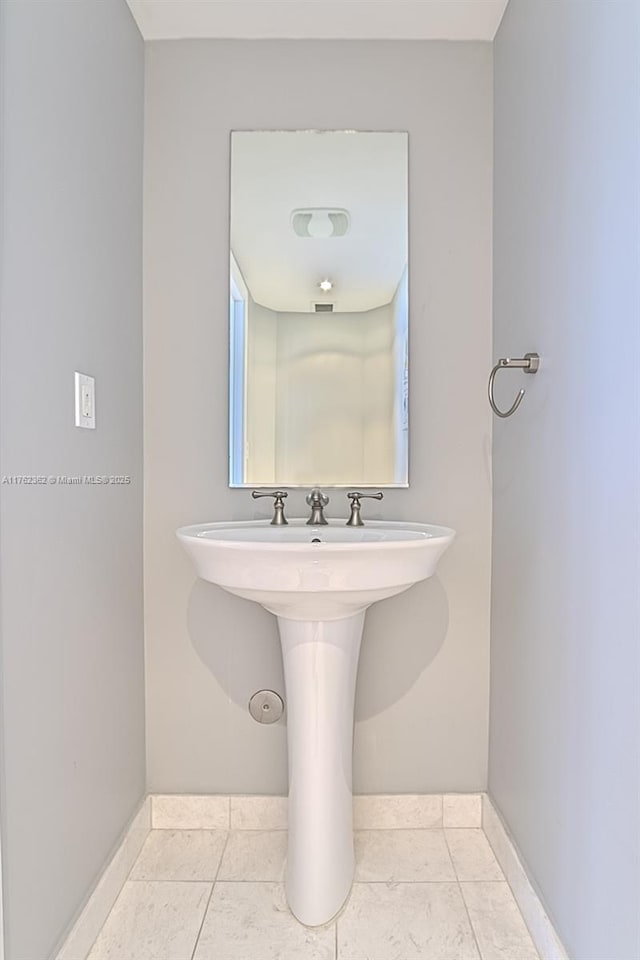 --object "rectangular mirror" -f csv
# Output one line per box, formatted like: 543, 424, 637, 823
229, 130, 408, 487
